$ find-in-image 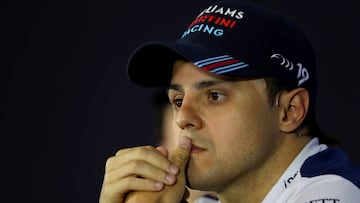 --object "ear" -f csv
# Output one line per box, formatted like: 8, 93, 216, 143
279, 88, 309, 133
